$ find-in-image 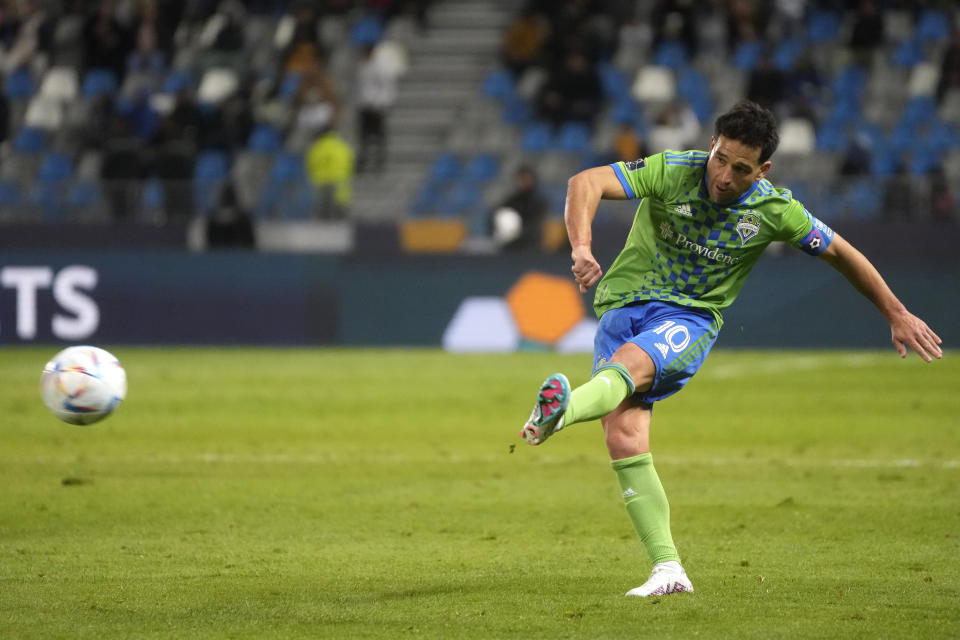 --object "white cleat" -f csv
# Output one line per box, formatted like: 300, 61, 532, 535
625, 561, 694, 597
